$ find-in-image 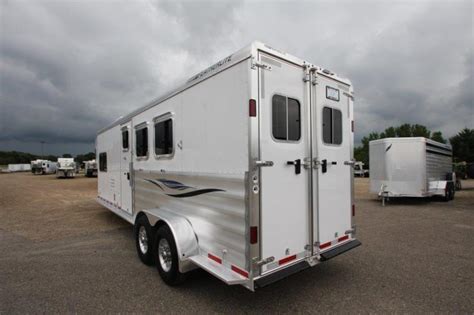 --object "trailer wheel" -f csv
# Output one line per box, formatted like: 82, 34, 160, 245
443, 183, 455, 201
154, 225, 187, 286
134, 215, 155, 266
